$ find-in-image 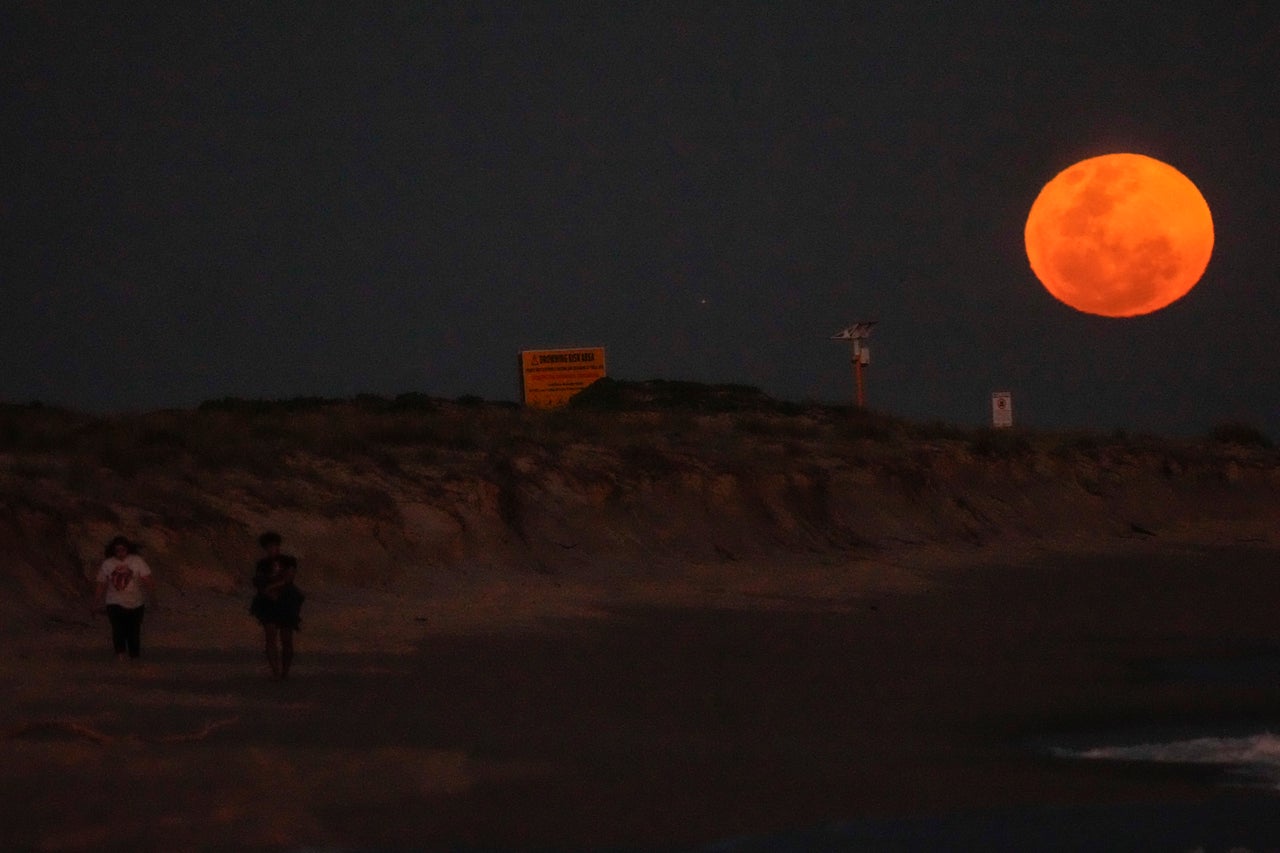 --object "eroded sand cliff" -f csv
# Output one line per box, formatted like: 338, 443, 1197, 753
2, 383, 1276, 613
